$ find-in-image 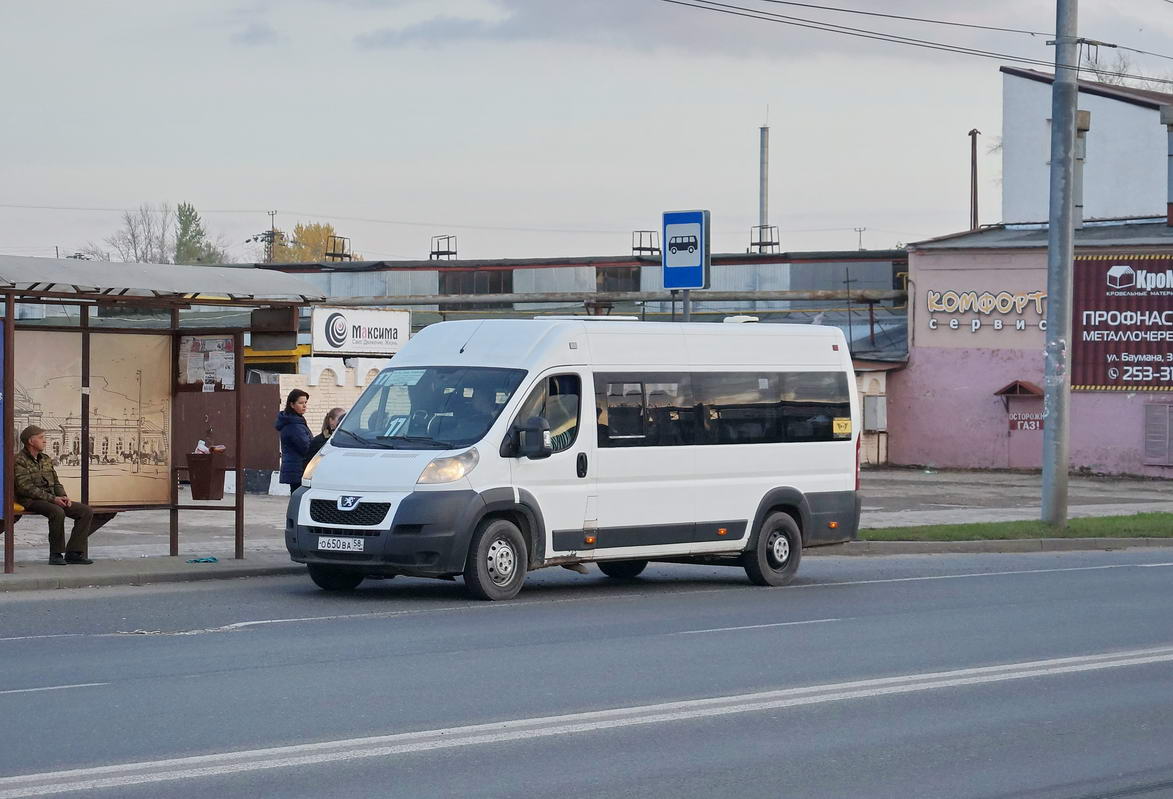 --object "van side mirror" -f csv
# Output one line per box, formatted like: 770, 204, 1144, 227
517, 417, 553, 460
